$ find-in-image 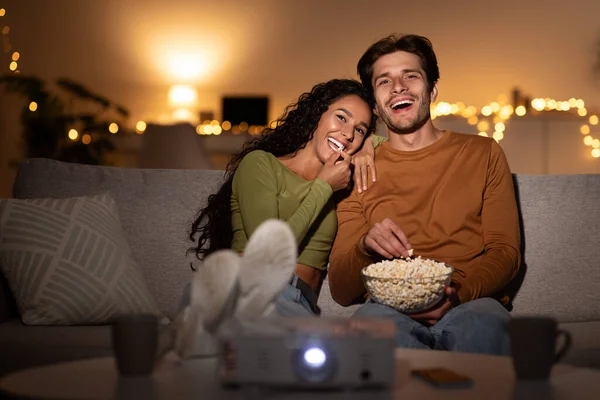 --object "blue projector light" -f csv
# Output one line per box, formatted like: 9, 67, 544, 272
303, 347, 326, 368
